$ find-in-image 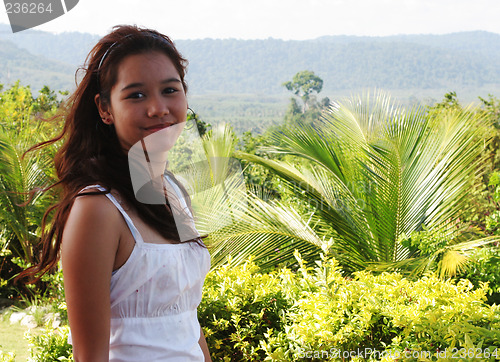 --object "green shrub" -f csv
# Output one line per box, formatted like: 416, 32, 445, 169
0, 351, 15, 362
201, 253, 500, 361
11, 253, 500, 361
485, 171, 500, 233
284, 255, 500, 360
10, 258, 68, 325
26, 325, 72, 362
457, 245, 500, 305
198, 257, 292, 361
